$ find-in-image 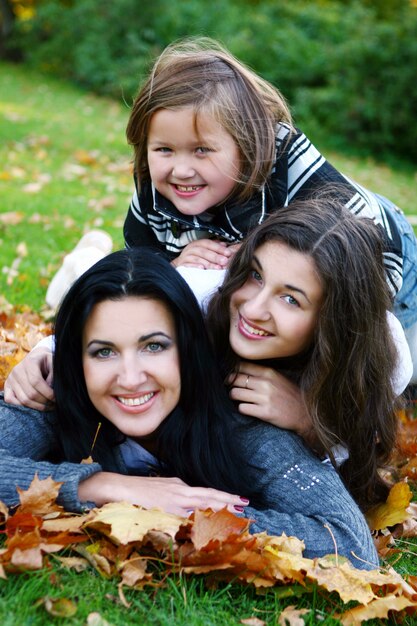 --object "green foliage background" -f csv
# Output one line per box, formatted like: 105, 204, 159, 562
5, 0, 417, 163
